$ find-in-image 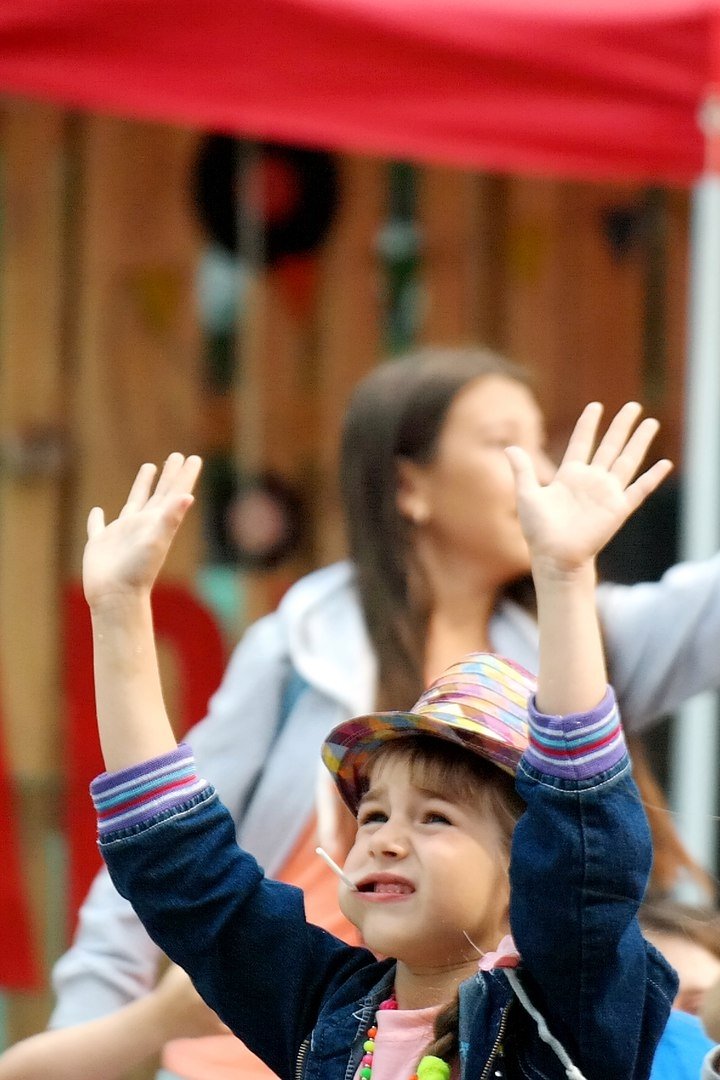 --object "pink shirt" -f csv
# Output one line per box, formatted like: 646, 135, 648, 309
352, 1004, 460, 1080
